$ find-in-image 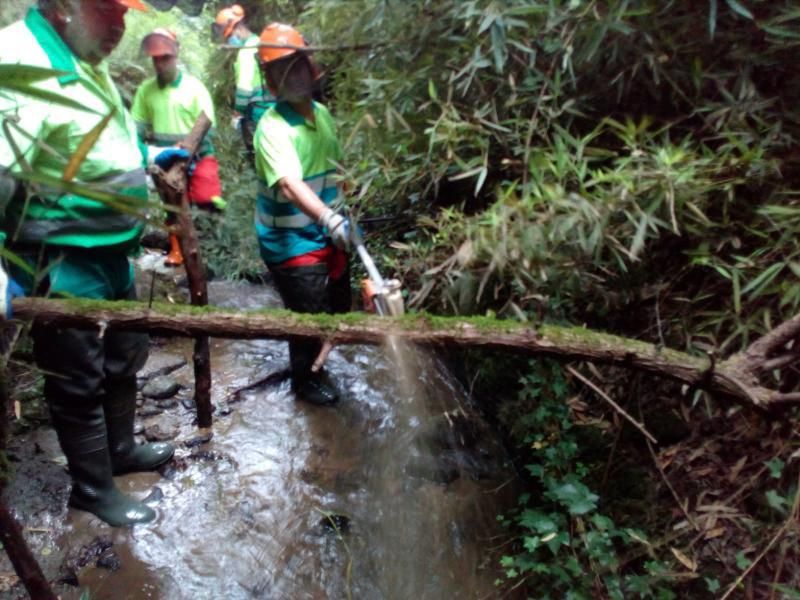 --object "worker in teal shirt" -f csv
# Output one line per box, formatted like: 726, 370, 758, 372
254, 23, 351, 406
0, 0, 174, 526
